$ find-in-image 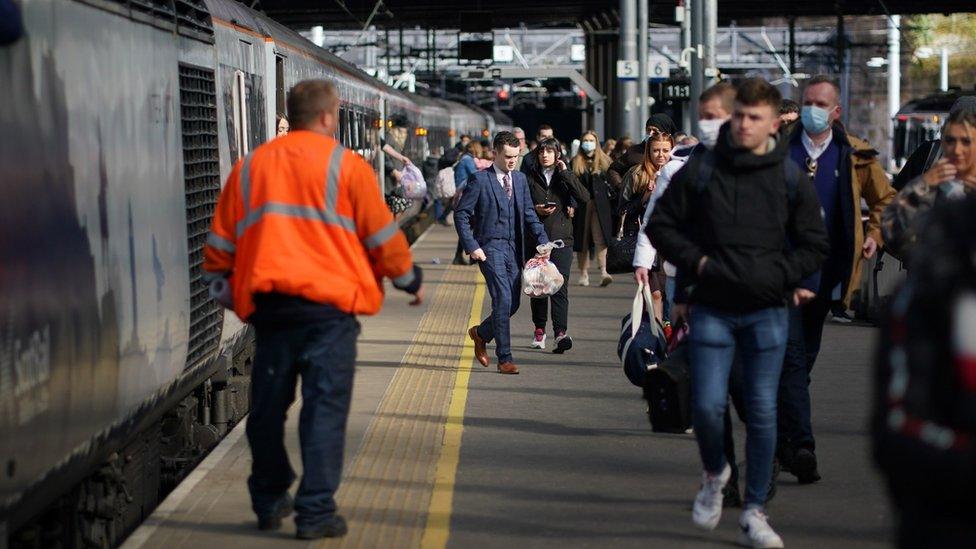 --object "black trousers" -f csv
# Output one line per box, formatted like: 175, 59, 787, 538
777, 289, 833, 453
530, 246, 573, 335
